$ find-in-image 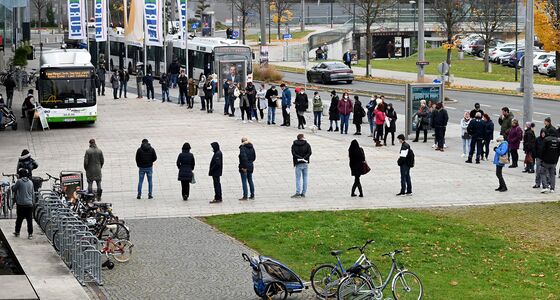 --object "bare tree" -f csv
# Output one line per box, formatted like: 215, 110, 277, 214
432, 0, 470, 68
270, 0, 293, 39
31, 0, 51, 30
341, 0, 395, 77
469, 0, 513, 72
232, 0, 257, 44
